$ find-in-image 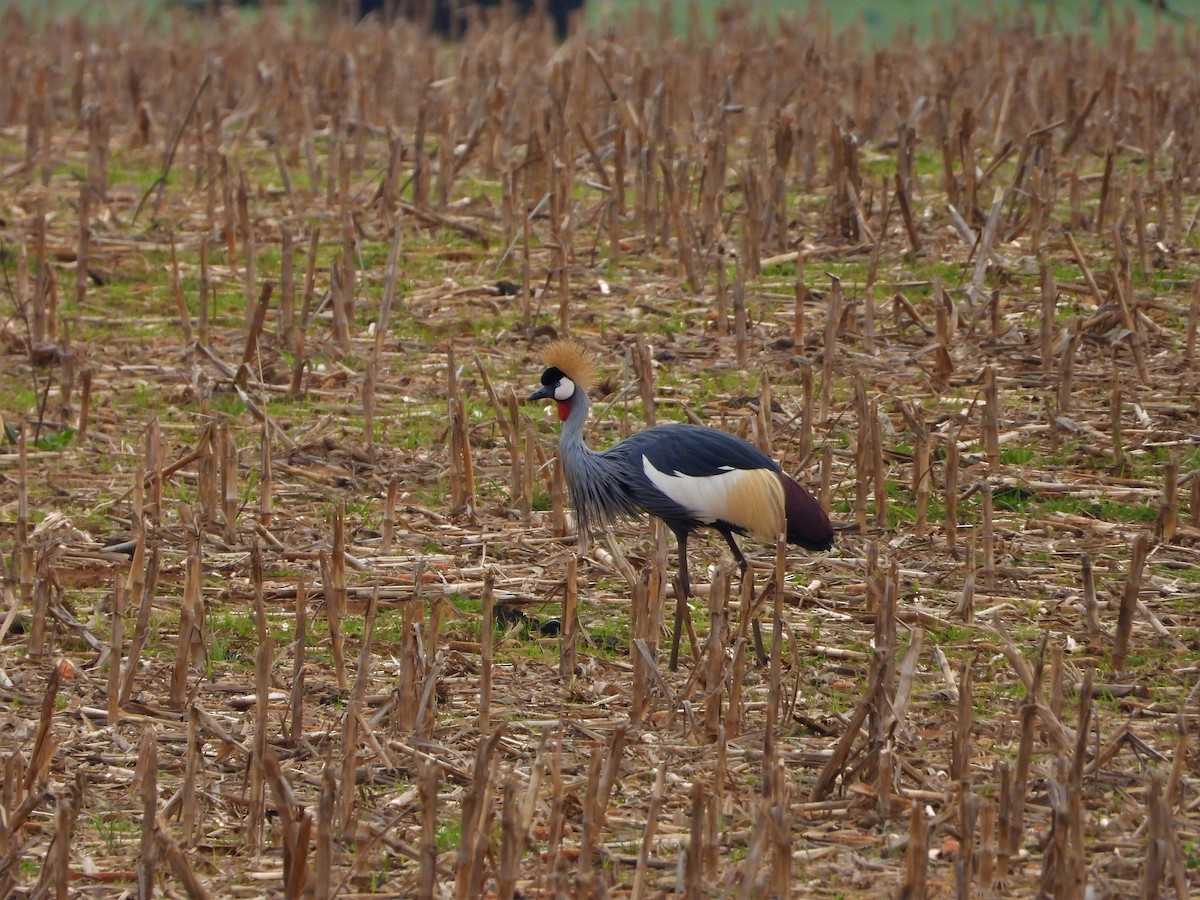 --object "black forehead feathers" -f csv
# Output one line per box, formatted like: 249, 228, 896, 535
541, 366, 566, 386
